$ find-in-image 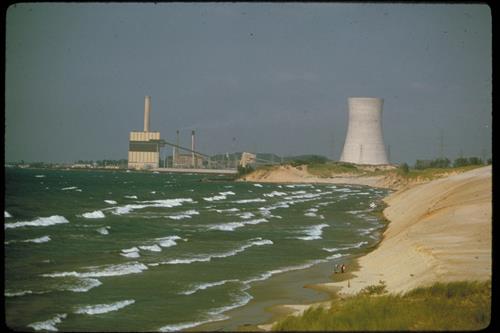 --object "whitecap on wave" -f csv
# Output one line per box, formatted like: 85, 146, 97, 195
42, 262, 148, 278
82, 210, 105, 219
5, 215, 69, 229
5, 211, 12, 218
263, 191, 287, 197
165, 210, 200, 220
150, 238, 273, 266
234, 198, 266, 204
96, 226, 110, 235
107, 198, 193, 215
28, 313, 67, 331
61, 278, 102, 293
203, 195, 226, 202
156, 235, 182, 248
61, 186, 78, 191
208, 218, 268, 232
179, 279, 239, 296
104, 200, 117, 205
74, 299, 135, 315
296, 224, 329, 241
